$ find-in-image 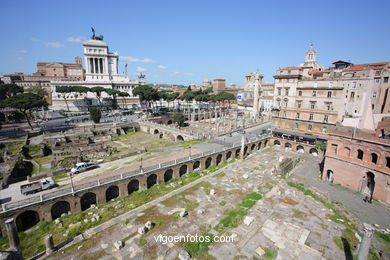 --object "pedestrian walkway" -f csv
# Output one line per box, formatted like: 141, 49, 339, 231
293, 160, 390, 229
